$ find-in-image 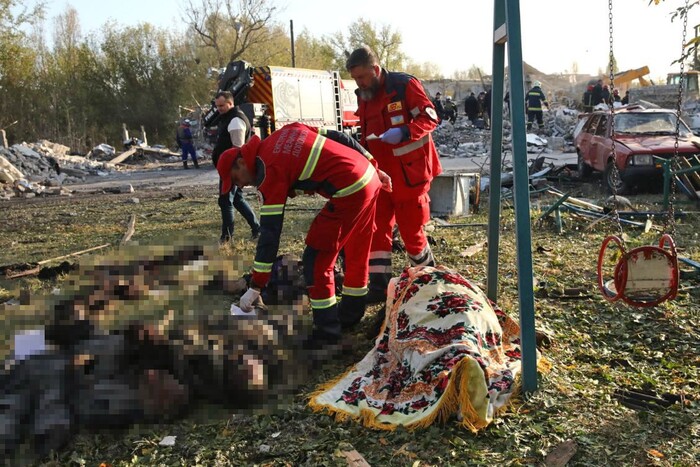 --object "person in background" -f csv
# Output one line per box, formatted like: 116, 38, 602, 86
601, 84, 611, 105
477, 91, 487, 119
176, 119, 198, 169
582, 83, 594, 112
483, 89, 492, 129
211, 91, 260, 243
503, 91, 511, 116
612, 88, 621, 103
432, 91, 445, 123
592, 79, 604, 106
444, 96, 458, 124
621, 89, 630, 105
345, 46, 442, 319
465, 92, 480, 123
218, 123, 392, 349
525, 80, 549, 132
